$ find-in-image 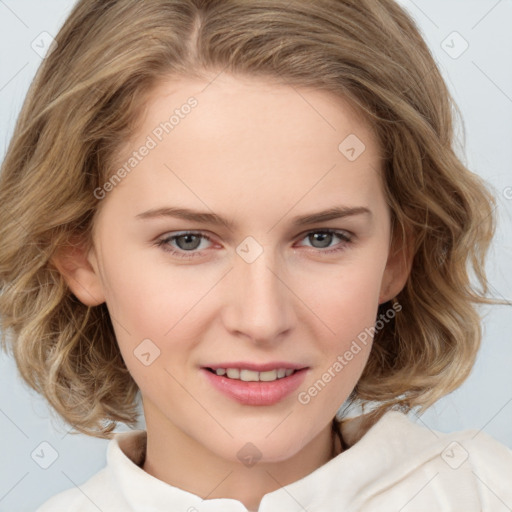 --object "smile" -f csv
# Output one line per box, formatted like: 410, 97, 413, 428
205, 367, 297, 382
201, 364, 309, 406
